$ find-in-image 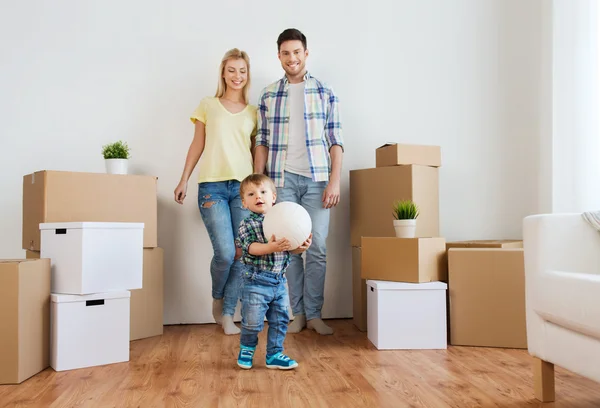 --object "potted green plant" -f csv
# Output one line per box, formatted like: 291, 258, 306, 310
102, 140, 130, 175
392, 199, 419, 238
